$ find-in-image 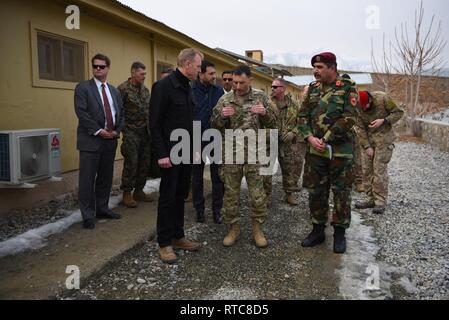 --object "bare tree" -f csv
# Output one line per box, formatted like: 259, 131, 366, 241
392, 0, 447, 133
371, 33, 394, 94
